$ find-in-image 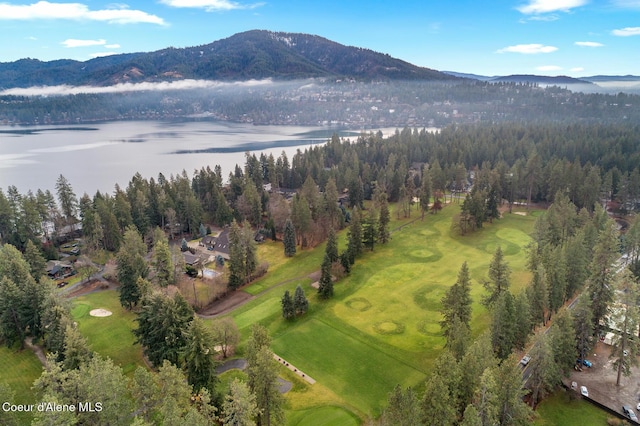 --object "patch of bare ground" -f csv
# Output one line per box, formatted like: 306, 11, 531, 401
197, 291, 254, 318
564, 341, 640, 418
65, 279, 112, 298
